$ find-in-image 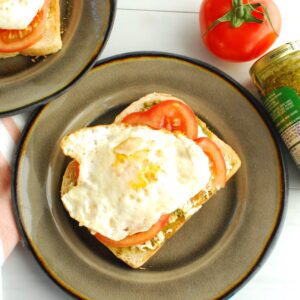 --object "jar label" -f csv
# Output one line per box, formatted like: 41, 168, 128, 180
264, 86, 300, 166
